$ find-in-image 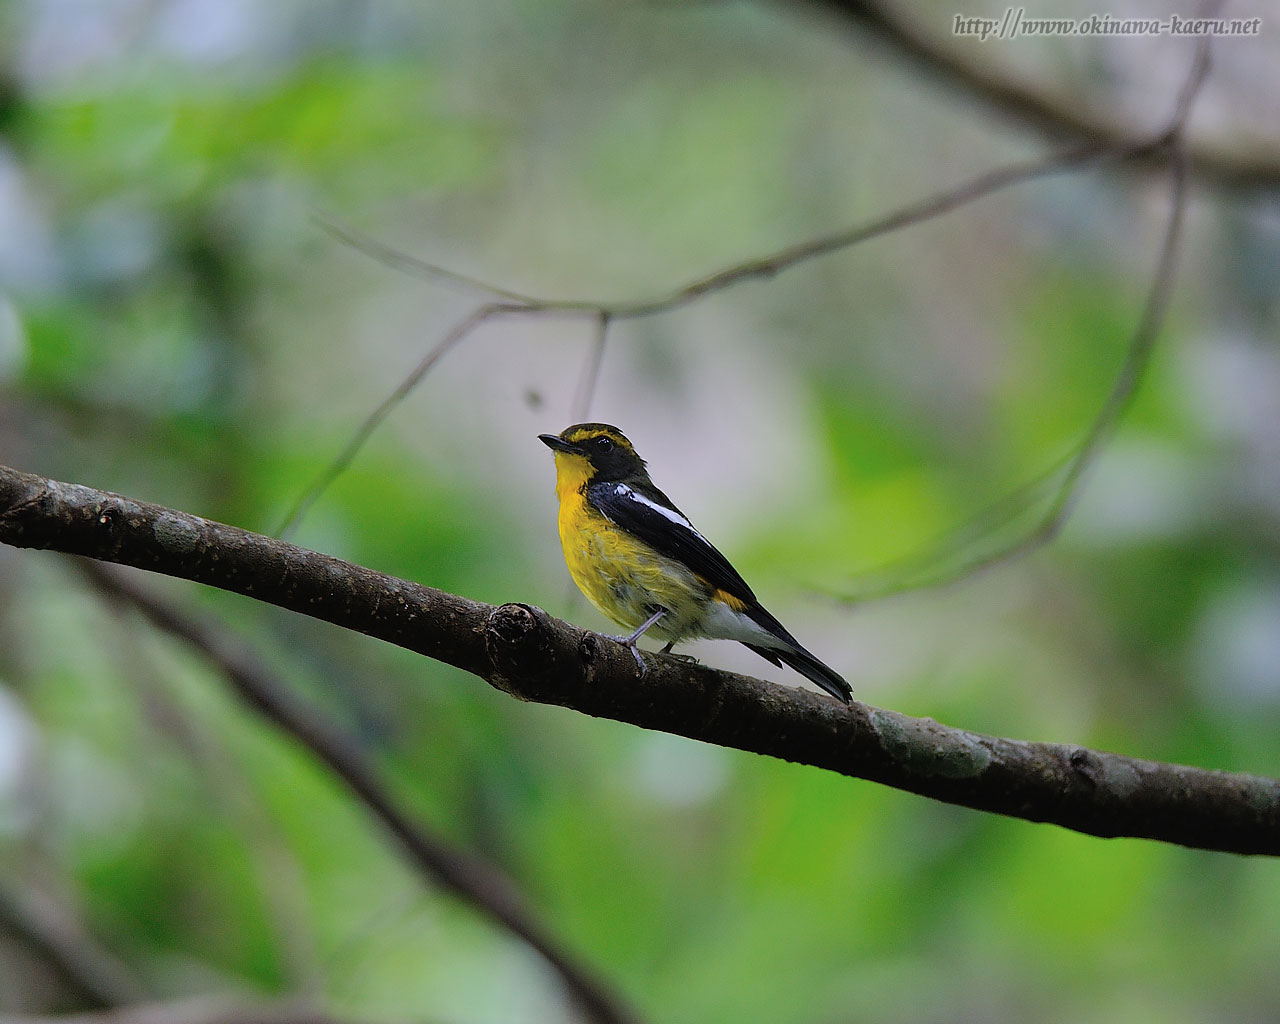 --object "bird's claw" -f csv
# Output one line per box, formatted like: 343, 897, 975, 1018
602, 634, 648, 676
657, 640, 697, 665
